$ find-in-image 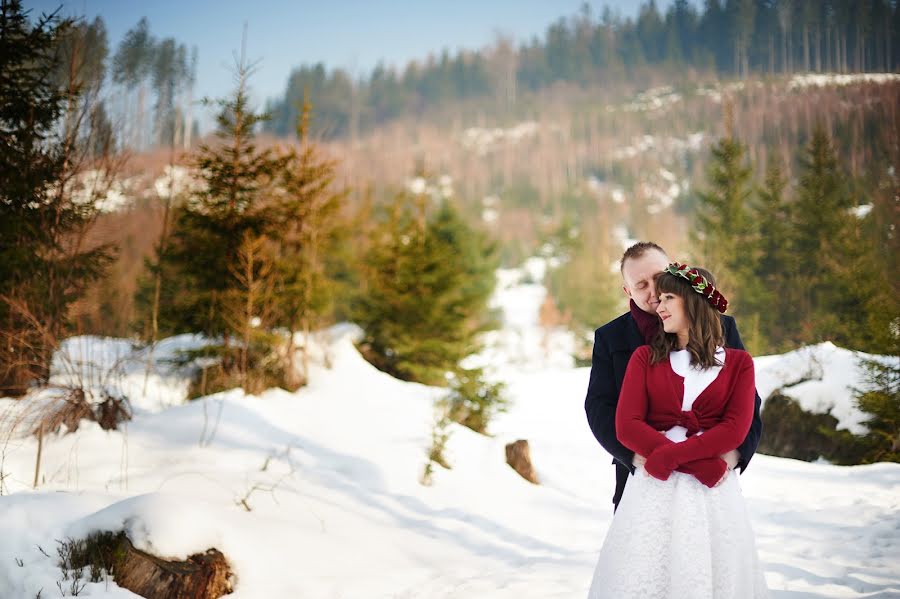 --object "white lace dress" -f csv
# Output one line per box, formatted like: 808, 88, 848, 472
588, 349, 769, 599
